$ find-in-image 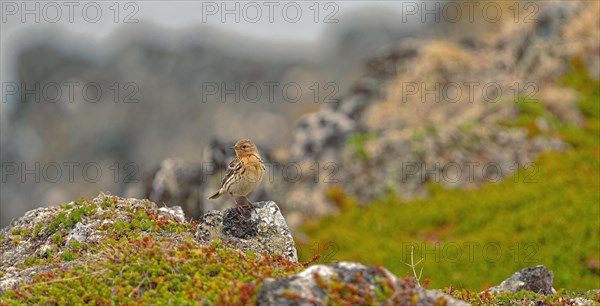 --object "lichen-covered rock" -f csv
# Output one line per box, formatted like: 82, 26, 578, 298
487, 265, 556, 295
0, 194, 312, 304
0, 193, 188, 293
1, 194, 302, 295
257, 261, 470, 305
280, 0, 596, 211
567, 296, 599, 306
195, 201, 298, 261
